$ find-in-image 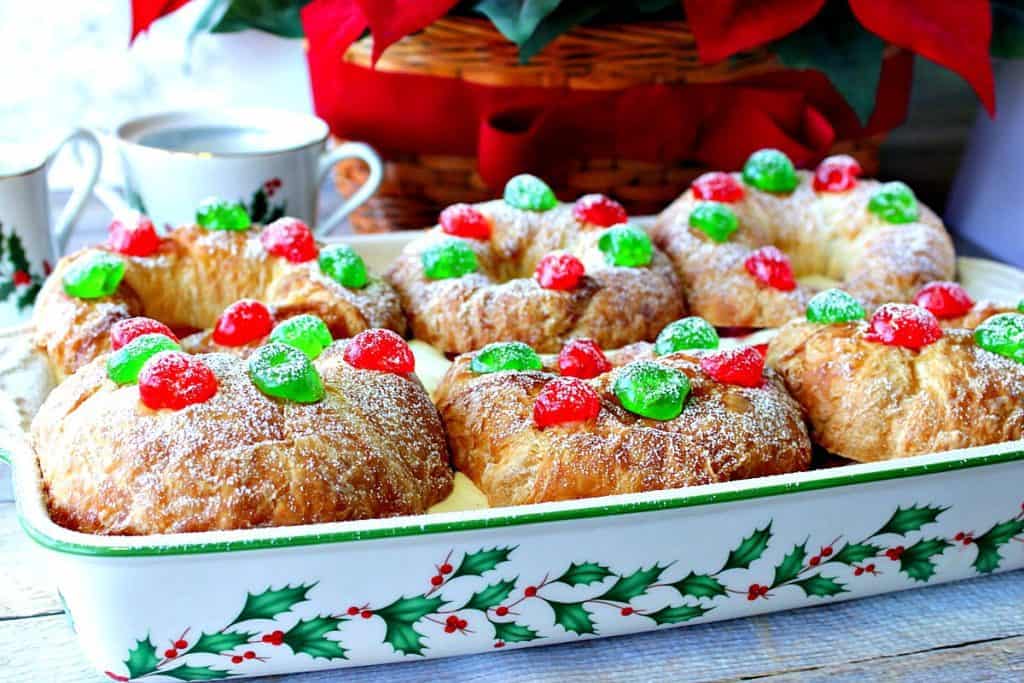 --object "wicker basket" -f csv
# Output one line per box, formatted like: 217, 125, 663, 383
332, 17, 885, 233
